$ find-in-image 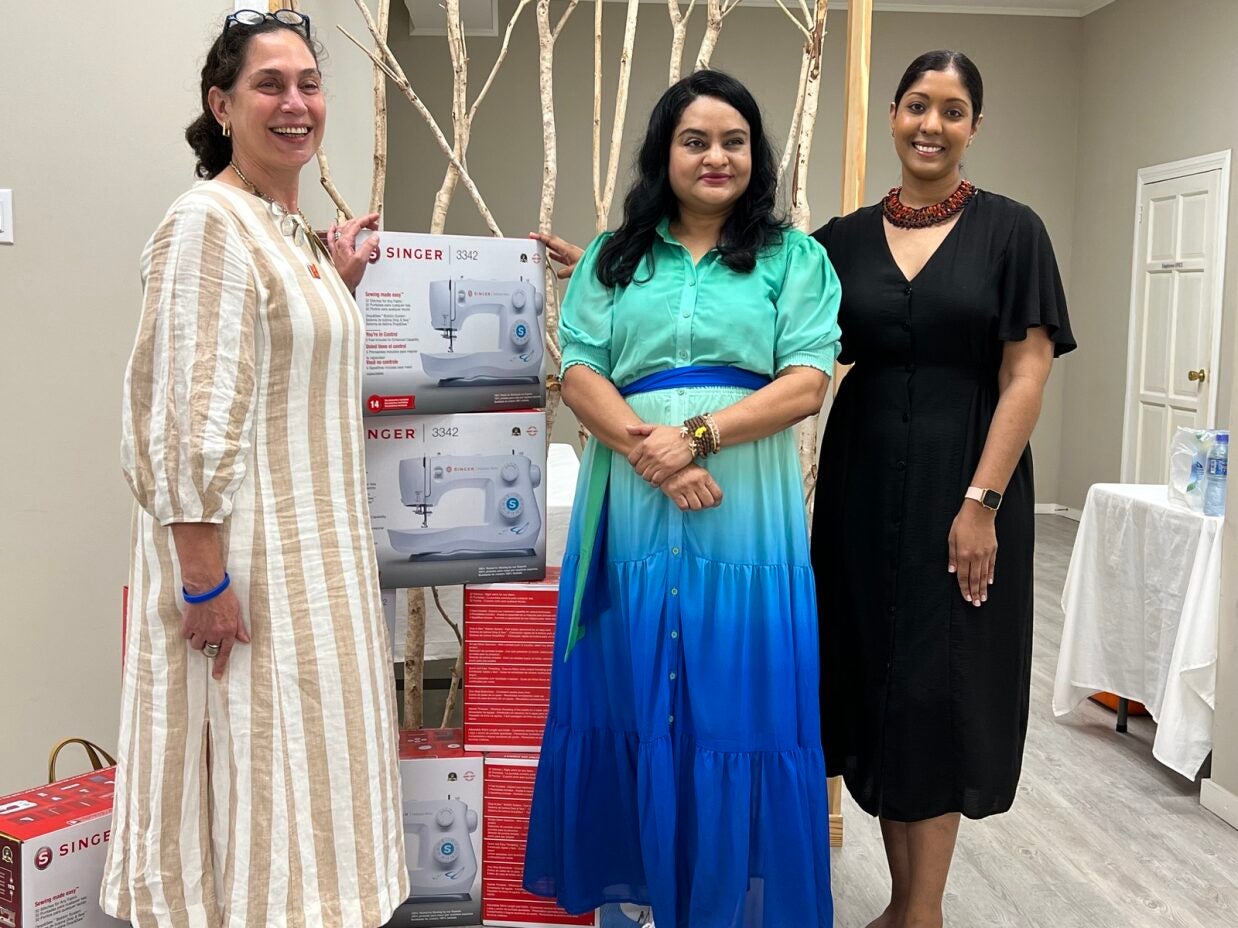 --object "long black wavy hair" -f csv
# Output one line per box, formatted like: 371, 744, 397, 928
596, 70, 786, 288
185, 19, 322, 179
